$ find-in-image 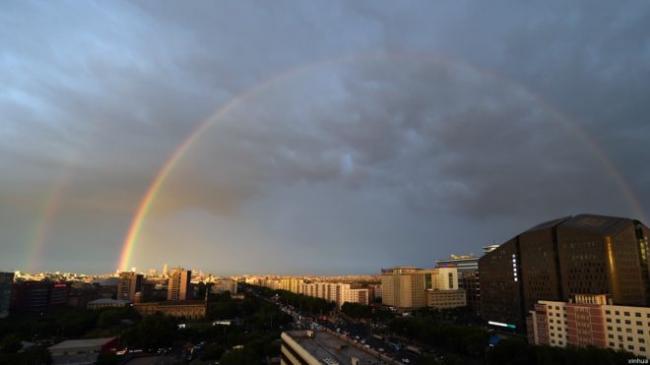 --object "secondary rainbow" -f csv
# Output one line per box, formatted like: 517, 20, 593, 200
116, 52, 647, 272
